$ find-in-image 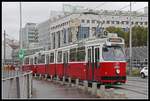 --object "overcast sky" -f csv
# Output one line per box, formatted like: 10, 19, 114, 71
2, 2, 148, 41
